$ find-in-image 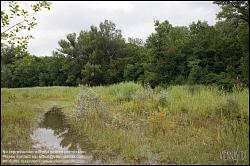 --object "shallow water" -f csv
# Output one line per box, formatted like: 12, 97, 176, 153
31, 107, 94, 164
